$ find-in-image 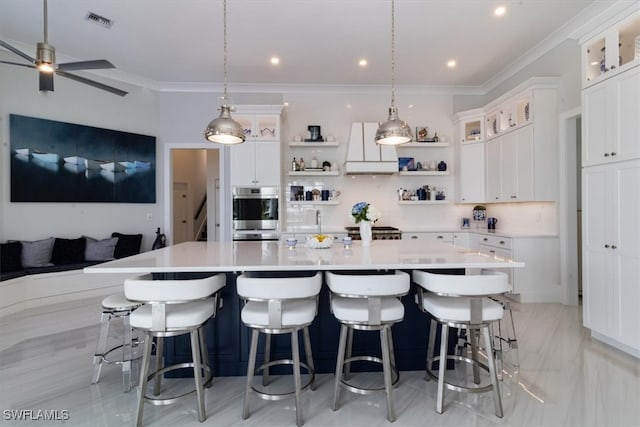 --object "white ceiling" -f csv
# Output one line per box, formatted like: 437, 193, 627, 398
0, 0, 624, 93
